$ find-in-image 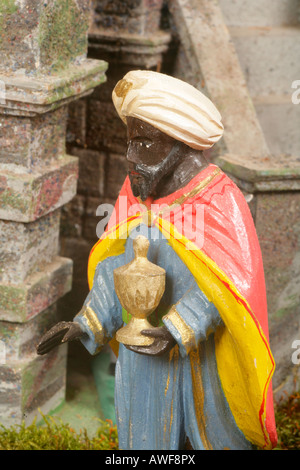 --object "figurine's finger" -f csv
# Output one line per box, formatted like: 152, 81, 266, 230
150, 340, 169, 356
36, 338, 61, 355
36, 329, 69, 355
37, 328, 68, 348
37, 344, 54, 355
125, 344, 154, 355
61, 324, 84, 343
141, 327, 175, 342
140, 328, 166, 338
125, 339, 170, 356
37, 323, 70, 344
